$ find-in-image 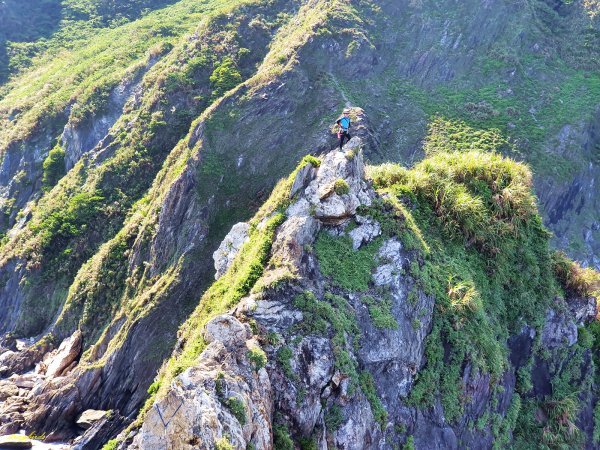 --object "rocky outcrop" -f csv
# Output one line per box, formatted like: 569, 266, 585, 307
213, 223, 250, 279
43, 331, 82, 378
129, 137, 599, 450
76, 410, 108, 430
0, 331, 82, 436
303, 137, 374, 223
130, 315, 272, 450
